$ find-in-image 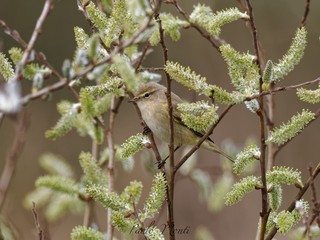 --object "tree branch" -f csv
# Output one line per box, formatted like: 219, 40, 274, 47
265, 161, 320, 240
14, 0, 53, 81
170, 0, 226, 53
245, 1, 269, 239
155, 9, 176, 240
0, 113, 29, 210
300, 0, 311, 27
32, 202, 44, 240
